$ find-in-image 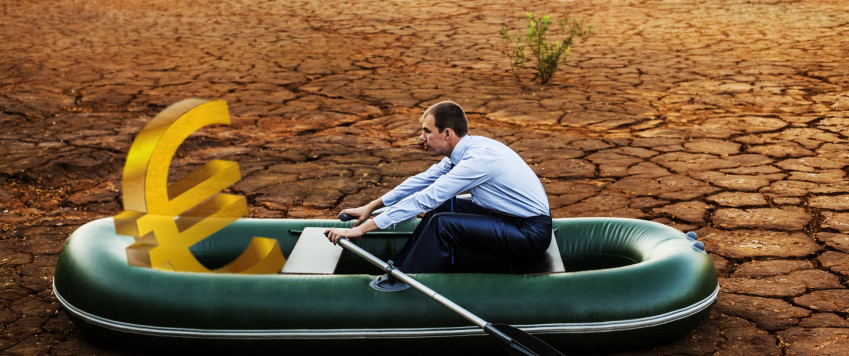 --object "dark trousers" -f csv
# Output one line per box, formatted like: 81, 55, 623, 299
394, 198, 552, 273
